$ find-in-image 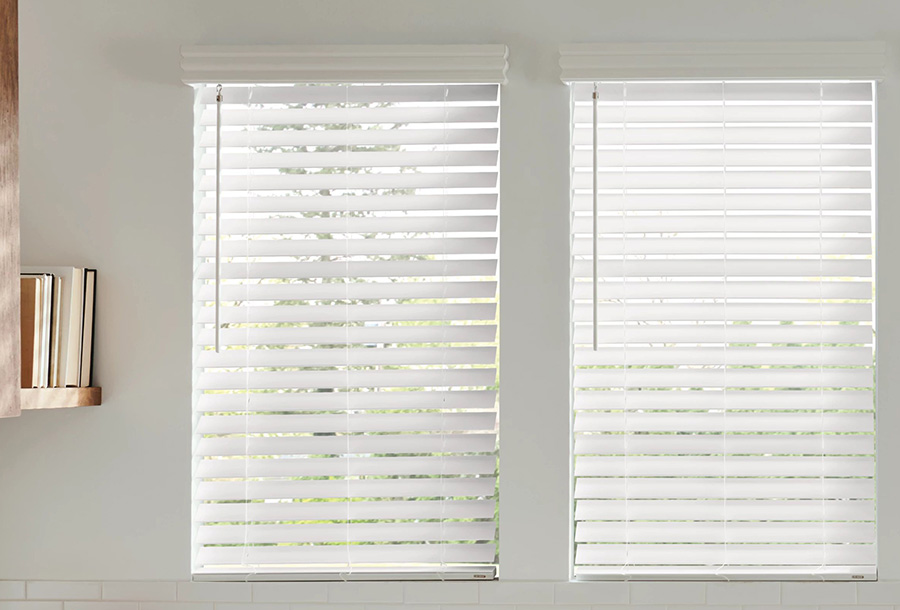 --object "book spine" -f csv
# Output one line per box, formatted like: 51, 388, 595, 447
50, 275, 62, 387
64, 268, 84, 387
79, 269, 96, 387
